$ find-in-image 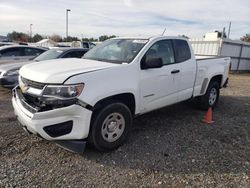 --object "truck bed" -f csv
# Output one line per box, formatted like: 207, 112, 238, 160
193, 56, 231, 97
